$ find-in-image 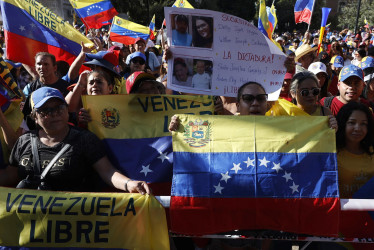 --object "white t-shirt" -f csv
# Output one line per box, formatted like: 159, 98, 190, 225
192, 72, 211, 90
